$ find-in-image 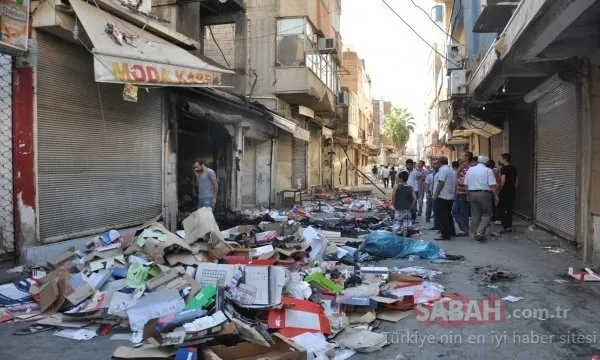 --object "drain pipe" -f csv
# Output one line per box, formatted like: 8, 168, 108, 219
269, 136, 275, 210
